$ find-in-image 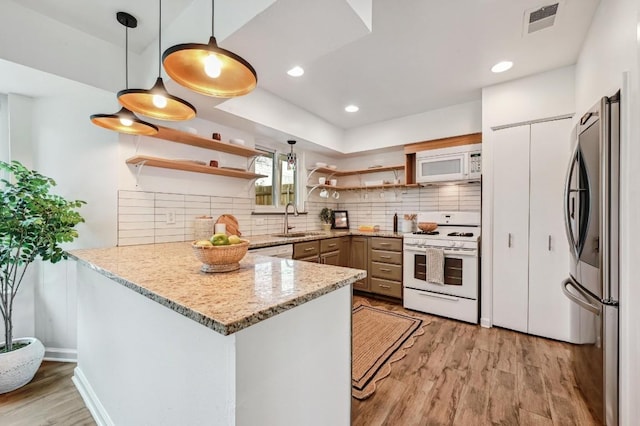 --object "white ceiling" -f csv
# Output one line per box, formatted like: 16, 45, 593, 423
8, 0, 600, 130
